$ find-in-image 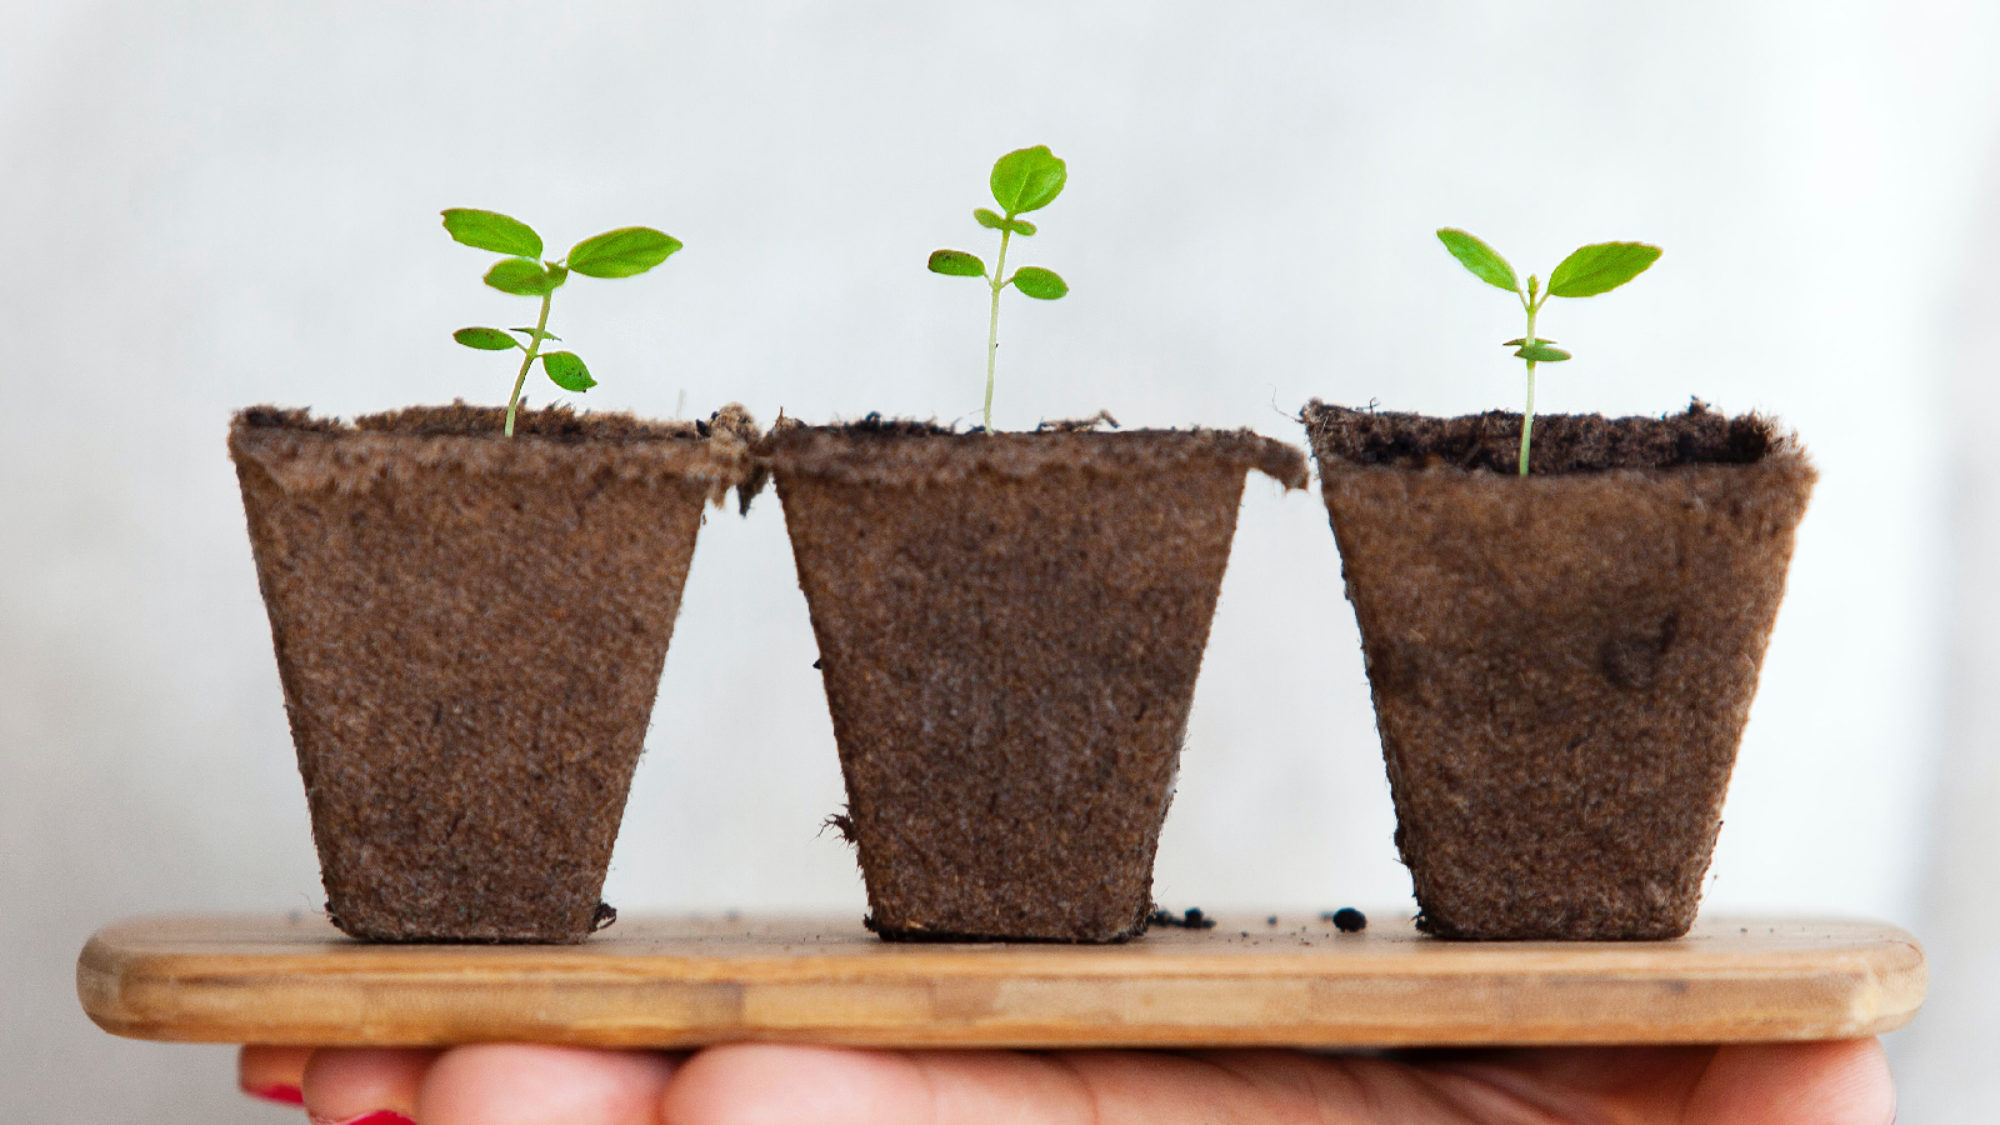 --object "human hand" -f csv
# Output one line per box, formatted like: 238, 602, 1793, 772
239, 1038, 1892, 1124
